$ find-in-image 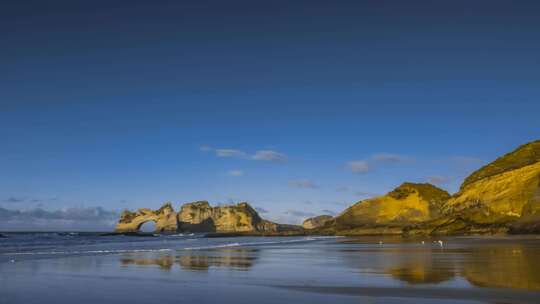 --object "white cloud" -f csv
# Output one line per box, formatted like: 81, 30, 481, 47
252, 150, 287, 162
228, 170, 244, 177
215, 149, 249, 159
289, 180, 319, 189
347, 160, 370, 173
201, 146, 287, 163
